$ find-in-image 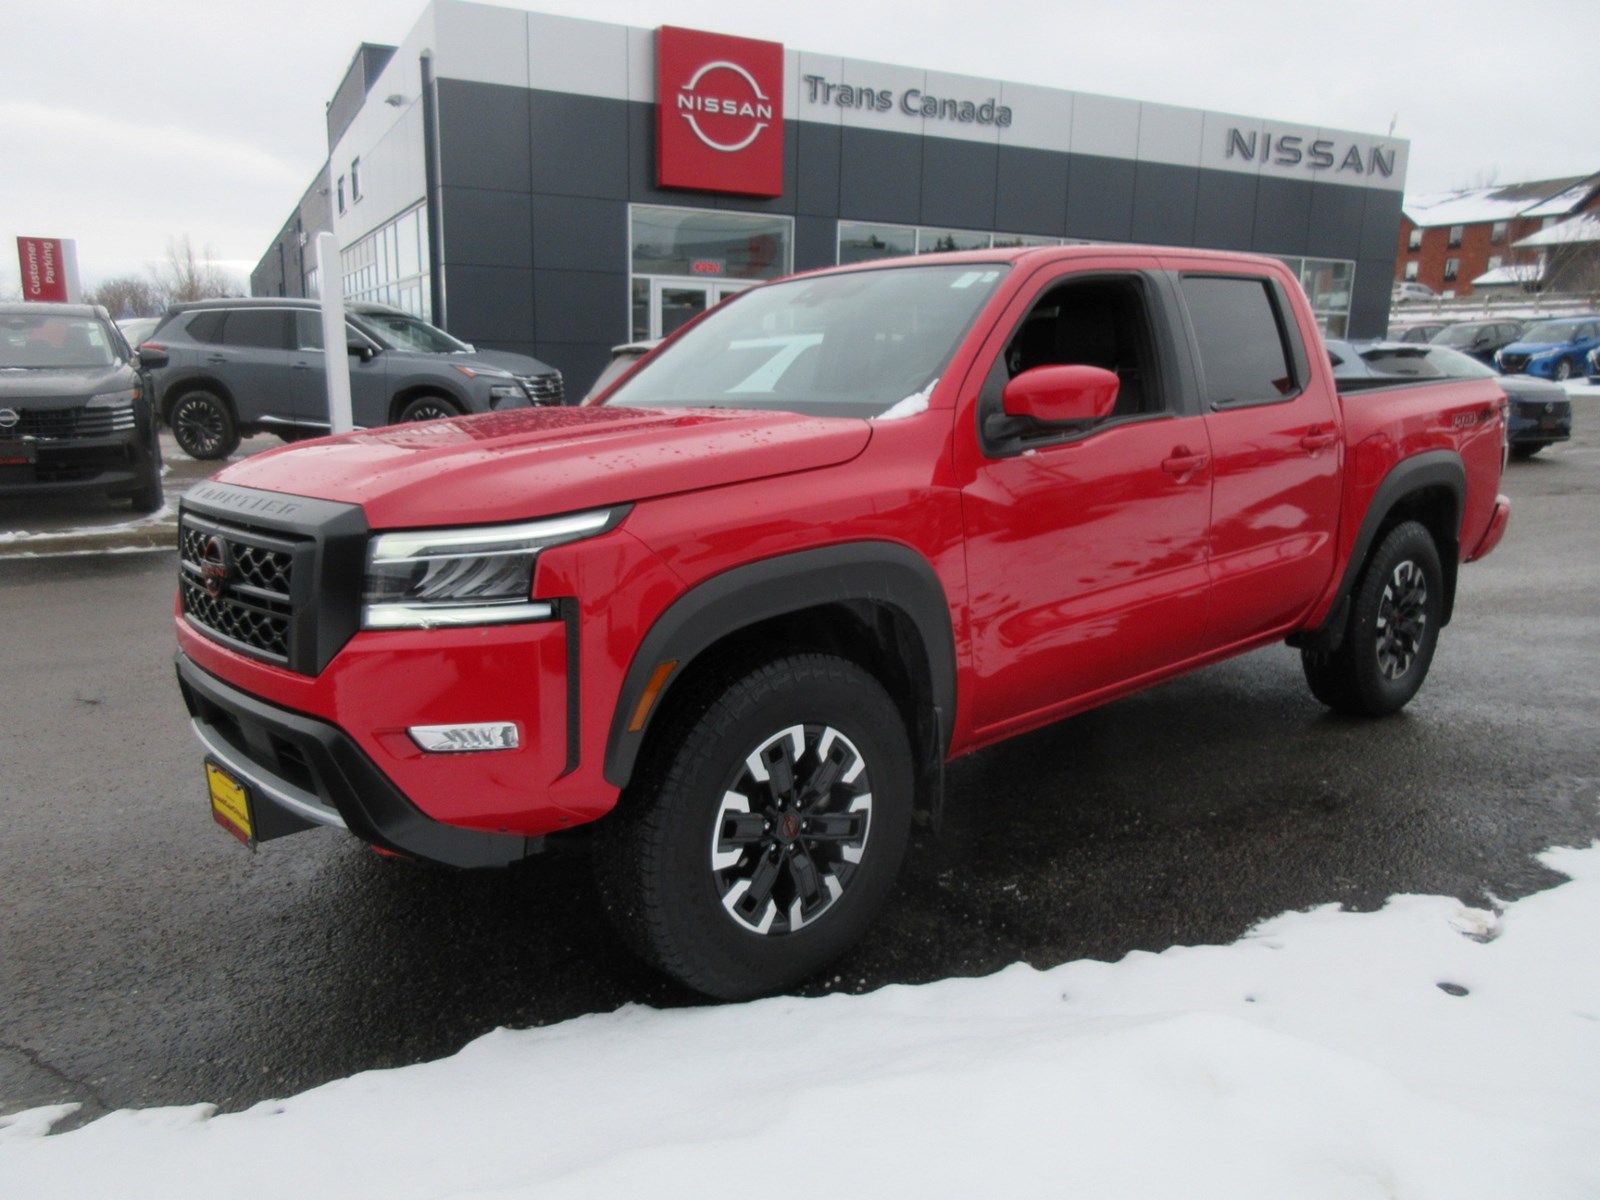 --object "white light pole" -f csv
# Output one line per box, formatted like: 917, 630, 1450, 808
314, 232, 354, 435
